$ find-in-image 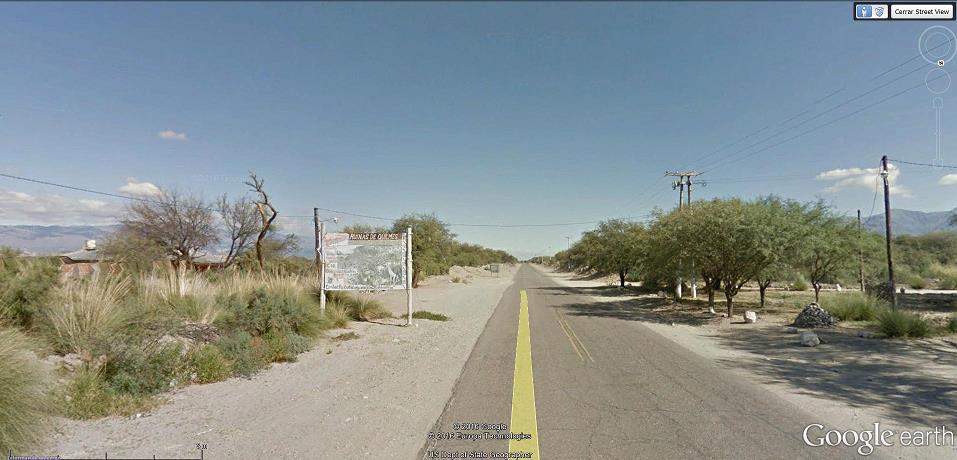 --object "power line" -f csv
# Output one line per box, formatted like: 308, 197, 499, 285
701, 66, 957, 175
678, 36, 955, 176
888, 158, 957, 170
0, 172, 651, 229
695, 61, 931, 174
